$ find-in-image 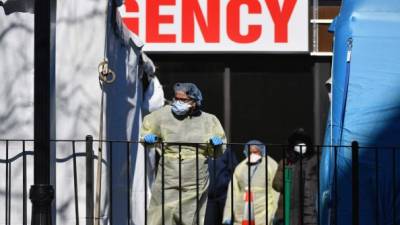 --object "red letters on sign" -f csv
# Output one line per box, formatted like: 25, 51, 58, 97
227, 0, 262, 44
146, 0, 176, 43
264, 0, 297, 43
123, 0, 301, 45
124, 0, 139, 34
182, 0, 220, 43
